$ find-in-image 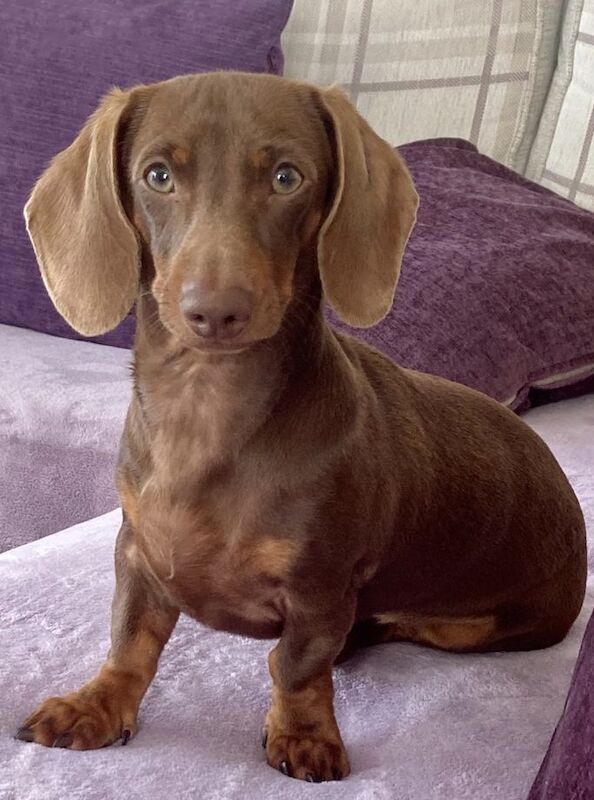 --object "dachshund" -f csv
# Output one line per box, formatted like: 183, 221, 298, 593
17, 72, 586, 783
